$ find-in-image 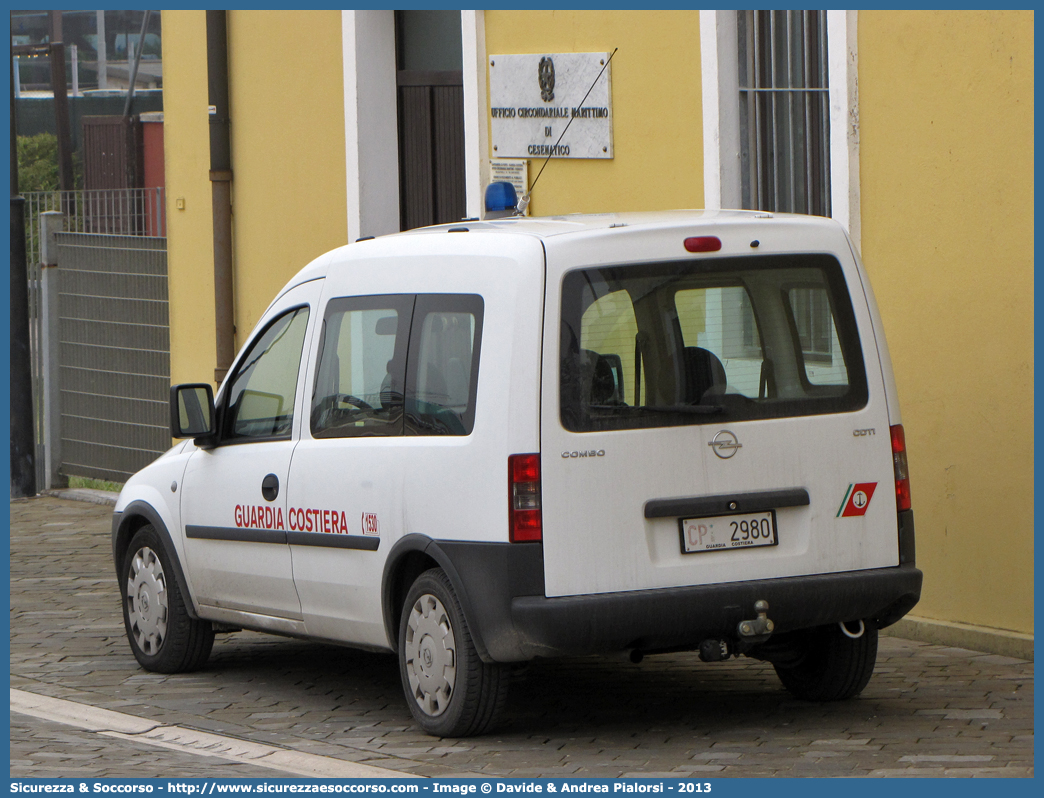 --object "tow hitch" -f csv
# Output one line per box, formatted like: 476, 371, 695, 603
737, 599, 774, 643
698, 599, 775, 661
